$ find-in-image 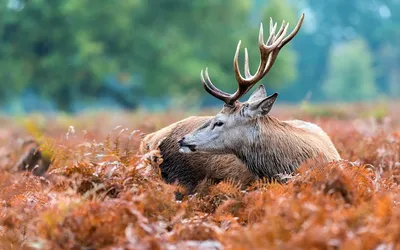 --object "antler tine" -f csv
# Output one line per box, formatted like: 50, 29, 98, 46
279, 13, 305, 49
201, 68, 230, 103
241, 20, 289, 82
261, 21, 289, 52
234, 21, 277, 85
230, 17, 292, 103
204, 68, 231, 96
233, 40, 244, 84
201, 14, 305, 106
260, 21, 292, 77
203, 68, 231, 97
265, 20, 277, 46
257, 22, 289, 78
270, 17, 273, 34
275, 20, 287, 39
235, 20, 279, 85
259, 14, 304, 77
244, 48, 251, 78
